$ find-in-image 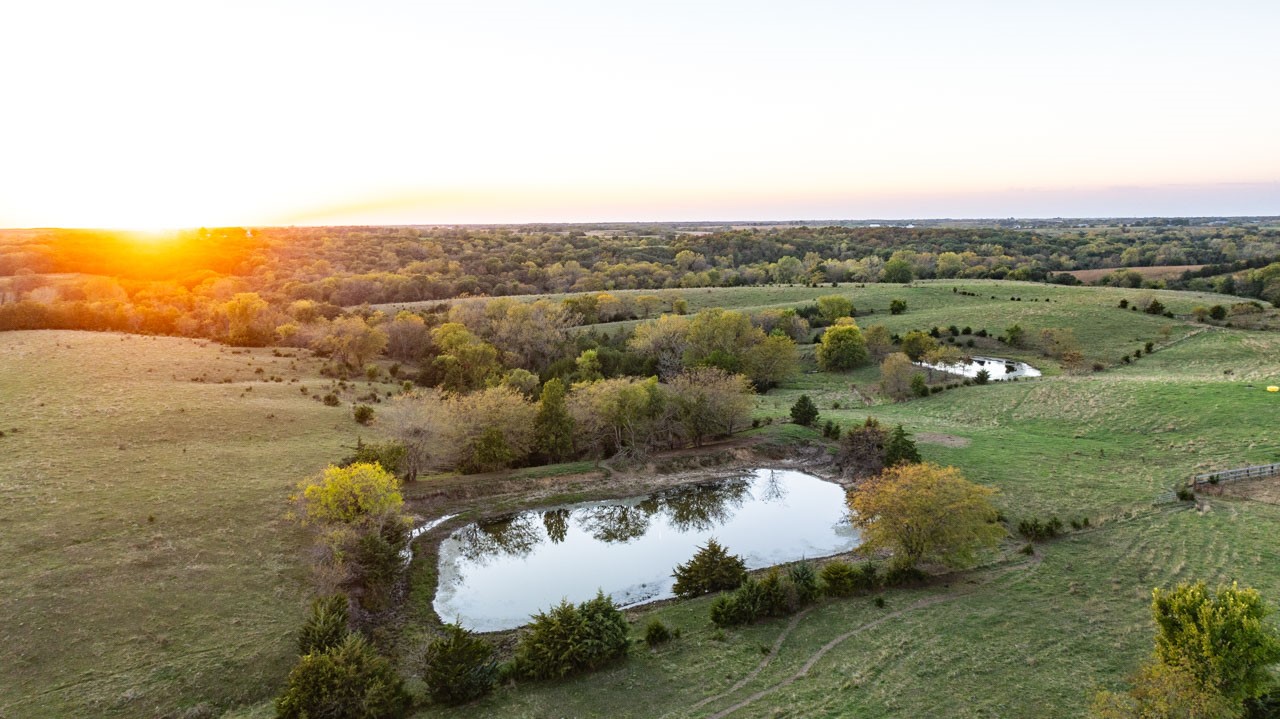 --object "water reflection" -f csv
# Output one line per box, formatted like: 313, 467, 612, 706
434, 469, 858, 631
